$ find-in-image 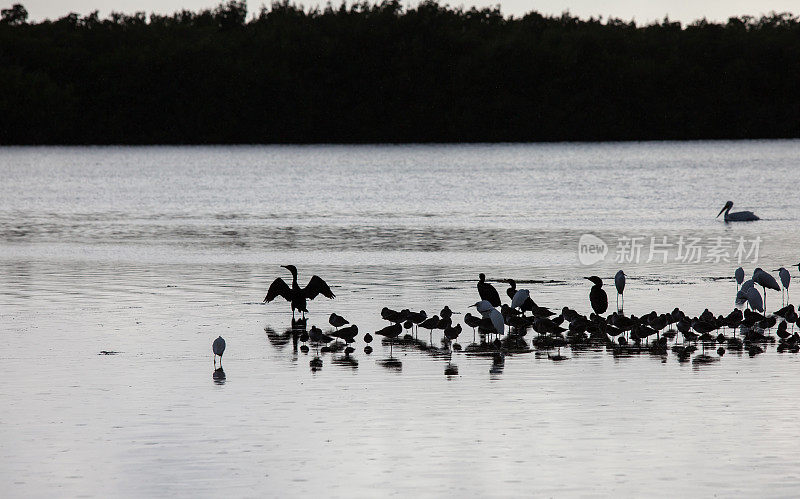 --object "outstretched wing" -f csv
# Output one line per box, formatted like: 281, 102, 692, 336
304, 275, 335, 300
264, 278, 292, 303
